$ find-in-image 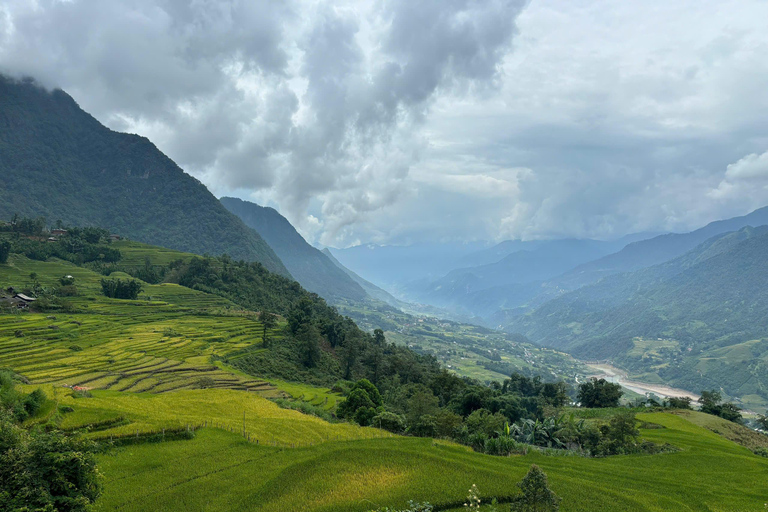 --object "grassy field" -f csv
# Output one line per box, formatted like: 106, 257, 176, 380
44, 387, 387, 447
92, 411, 768, 512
